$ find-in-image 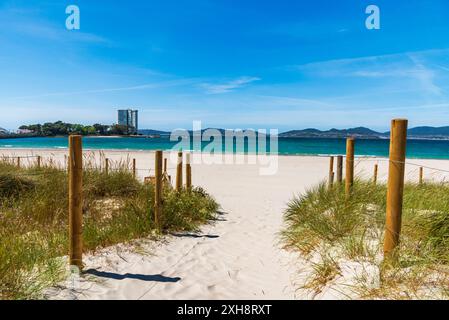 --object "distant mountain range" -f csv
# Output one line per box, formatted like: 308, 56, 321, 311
280, 127, 383, 139
139, 126, 449, 140
138, 129, 171, 136
280, 126, 449, 139
407, 126, 449, 137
